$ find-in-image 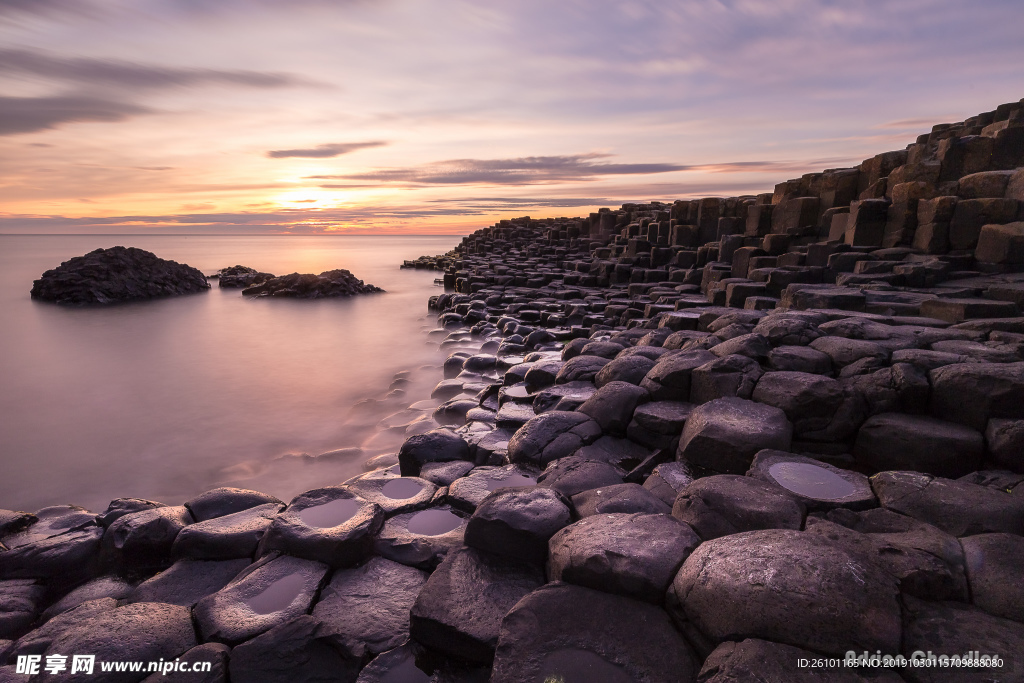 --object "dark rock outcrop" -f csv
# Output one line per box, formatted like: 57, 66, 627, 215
31, 246, 210, 304
241, 269, 383, 298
